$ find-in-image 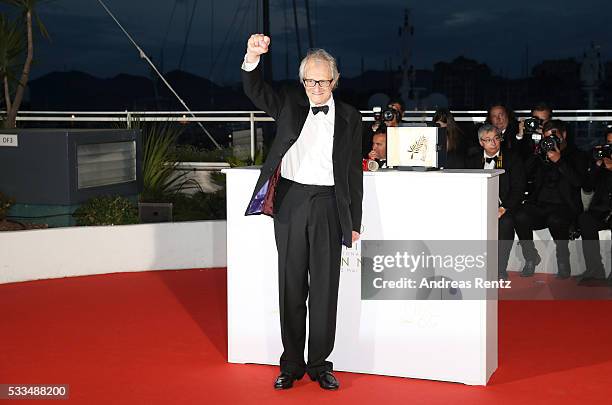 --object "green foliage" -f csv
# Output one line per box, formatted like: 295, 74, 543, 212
138, 121, 199, 202
113, 120, 253, 220
1, 0, 50, 128
0, 0, 51, 40
171, 190, 226, 221
74, 196, 139, 226
210, 171, 226, 188
225, 149, 265, 167
173, 144, 265, 167
0, 191, 15, 220
253, 149, 265, 165
173, 144, 231, 162
0, 14, 24, 84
